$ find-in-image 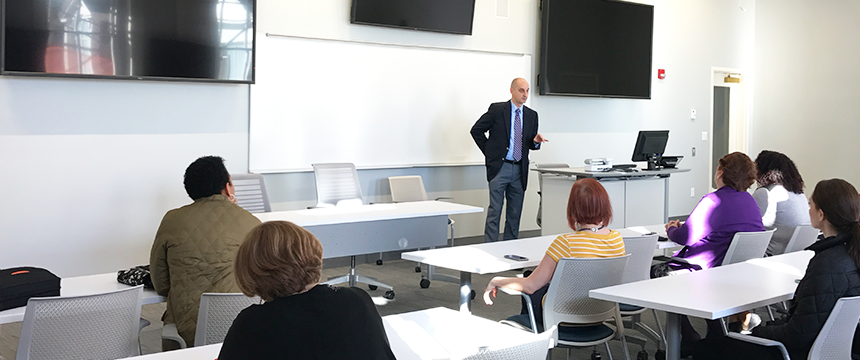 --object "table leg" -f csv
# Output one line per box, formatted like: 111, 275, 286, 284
663, 176, 670, 223
666, 312, 682, 360
459, 271, 472, 313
